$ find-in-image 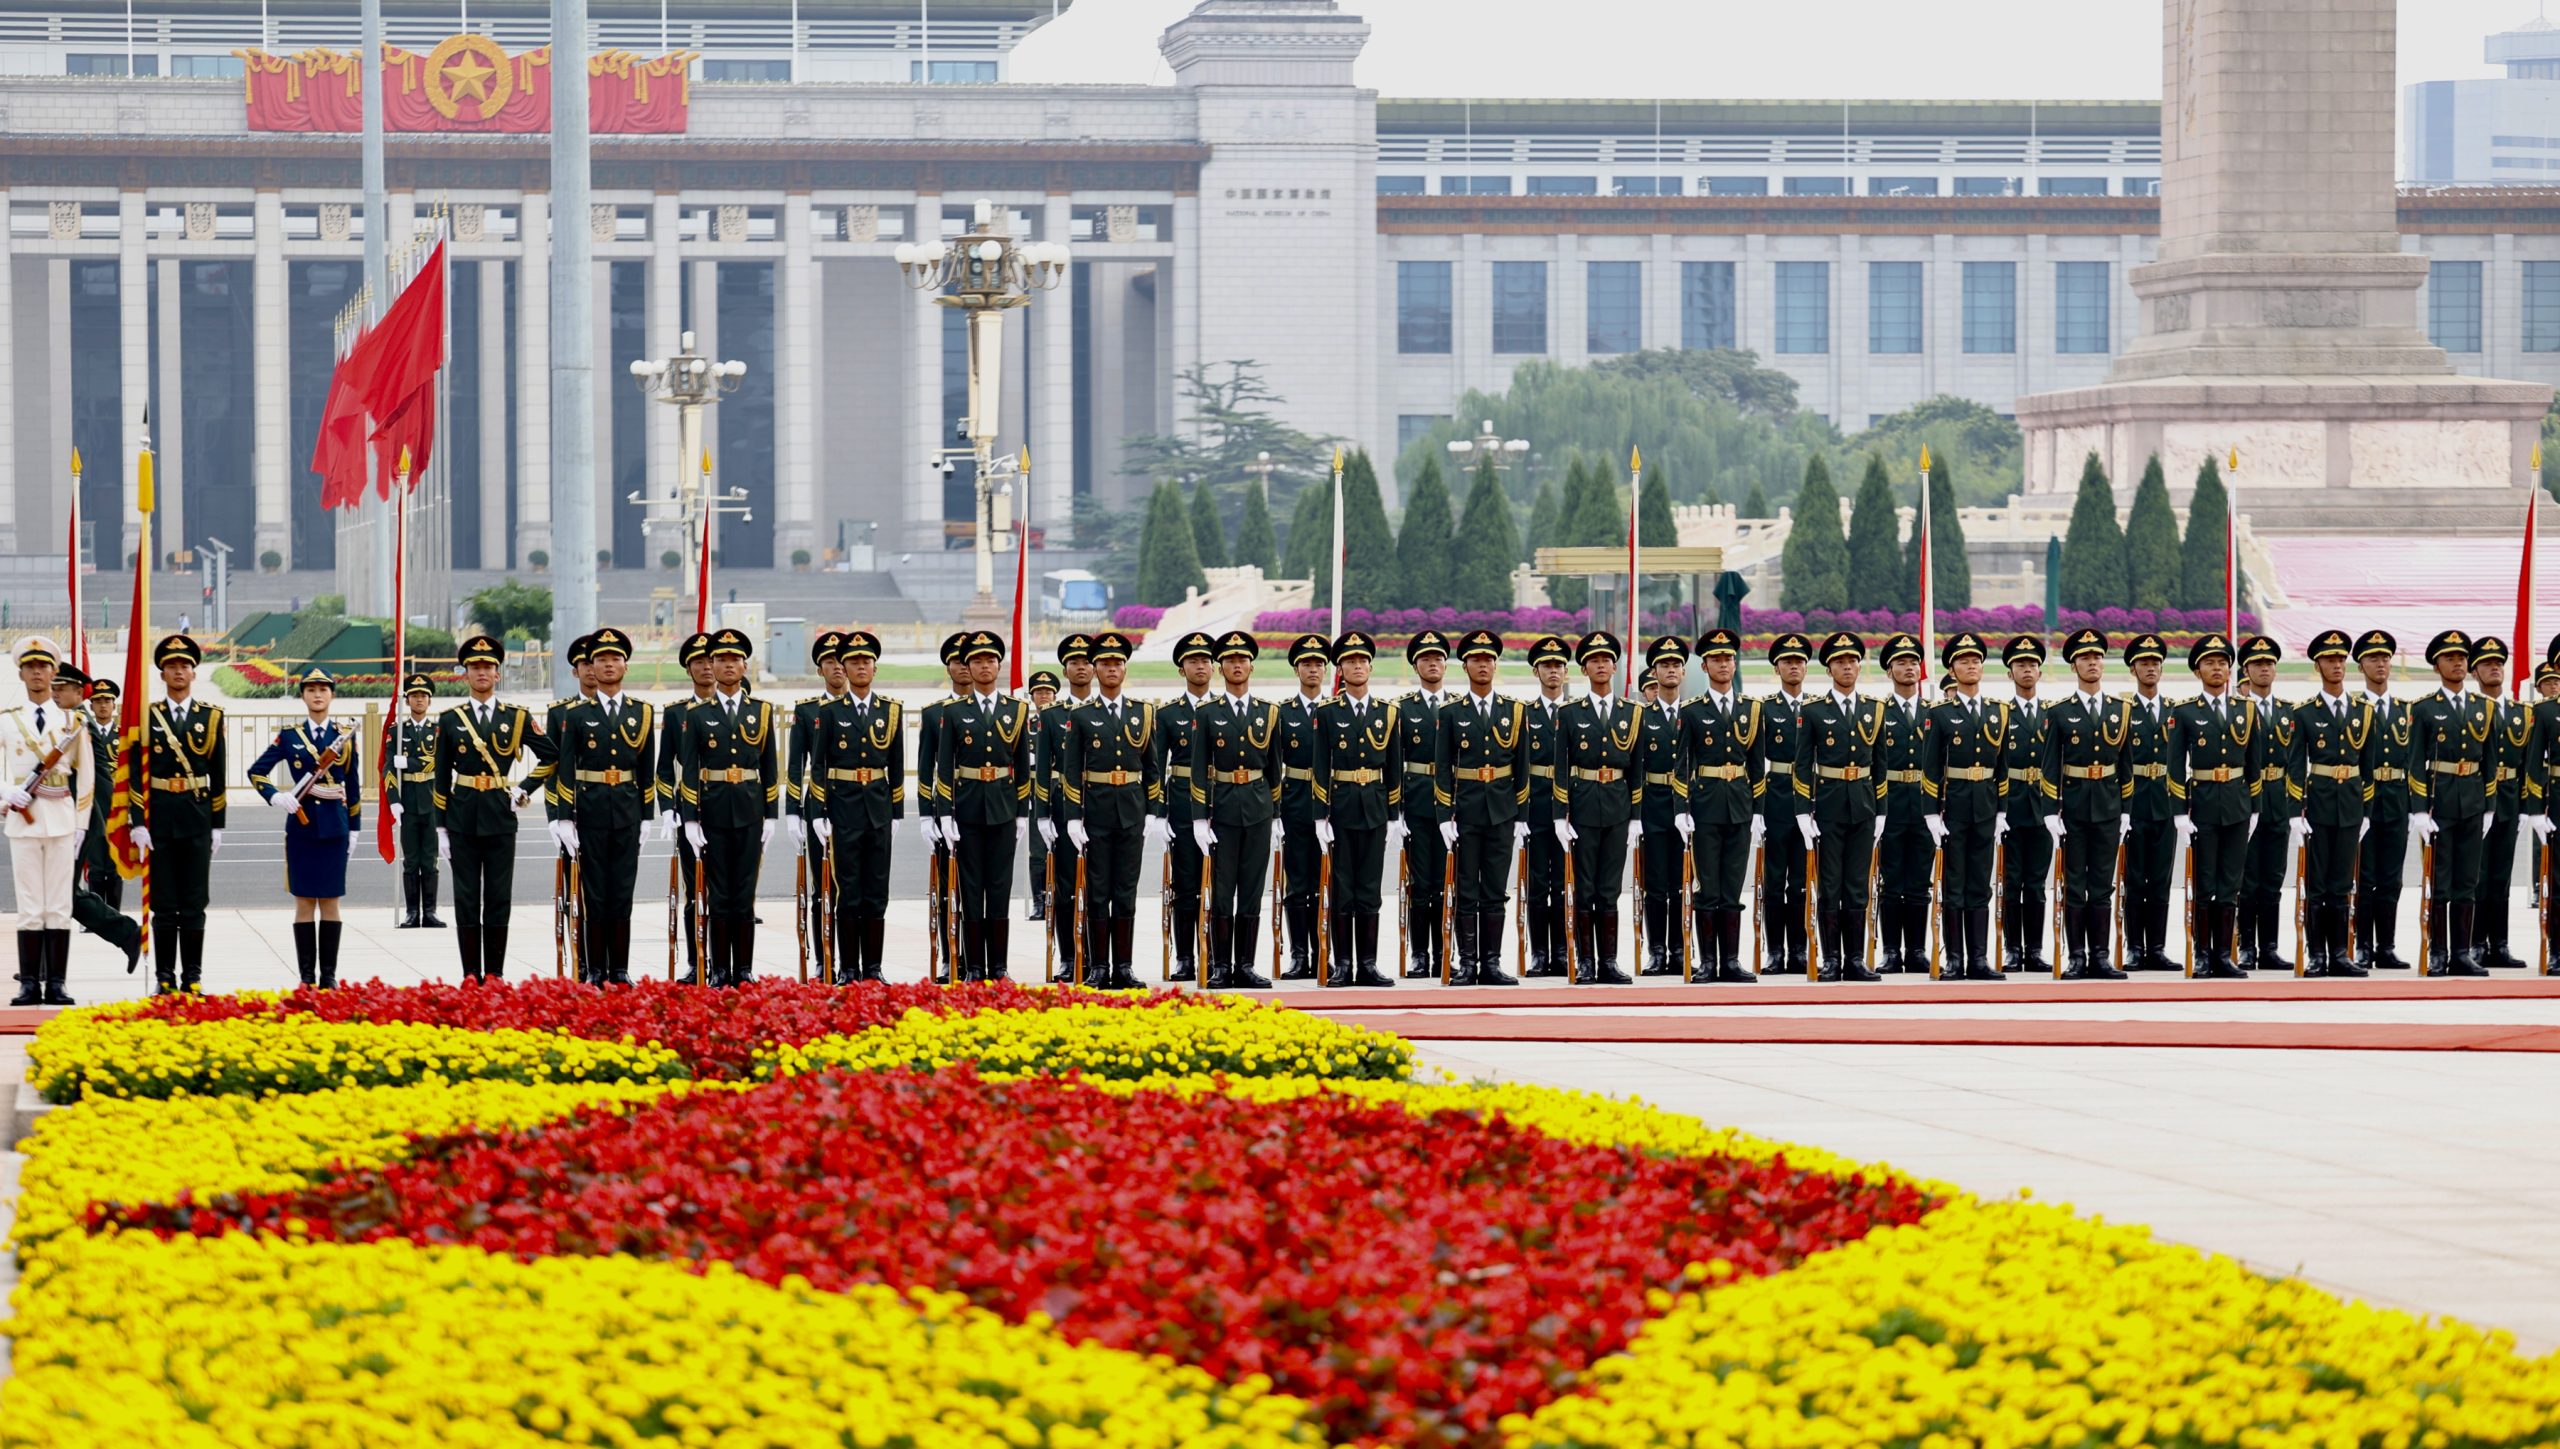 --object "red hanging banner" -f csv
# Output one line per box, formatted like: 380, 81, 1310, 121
238, 38, 698, 135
